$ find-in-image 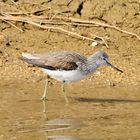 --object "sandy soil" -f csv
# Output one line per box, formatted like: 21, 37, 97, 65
0, 0, 140, 140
